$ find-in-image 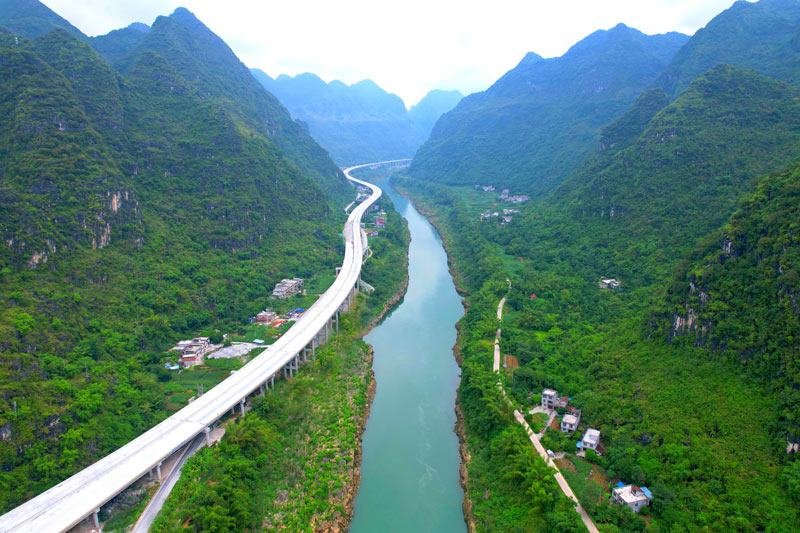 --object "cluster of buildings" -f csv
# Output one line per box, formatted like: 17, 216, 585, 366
598, 276, 622, 290
169, 337, 211, 368
475, 184, 496, 192
541, 387, 654, 512
480, 210, 515, 225
272, 278, 304, 299
499, 189, 531, 203
541, 388, 602, 451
